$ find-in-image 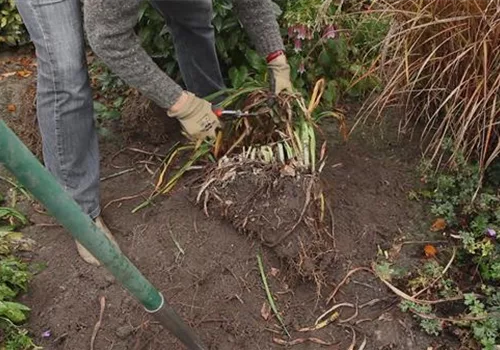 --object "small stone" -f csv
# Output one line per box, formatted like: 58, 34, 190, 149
115, 325, 134, 339
104, 274, 115, 284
